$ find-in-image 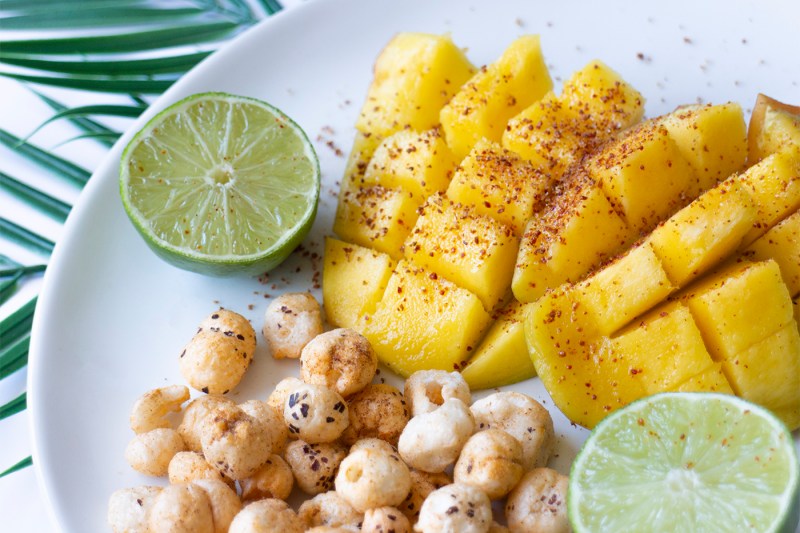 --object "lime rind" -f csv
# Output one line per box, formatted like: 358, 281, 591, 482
119, 92, 320, 276
568, 392, 800, 533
